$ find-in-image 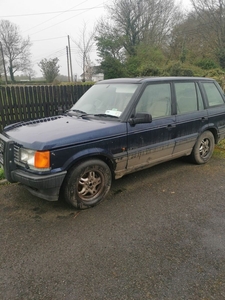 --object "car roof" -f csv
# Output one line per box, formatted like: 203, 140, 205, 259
96, 77, 215, 84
